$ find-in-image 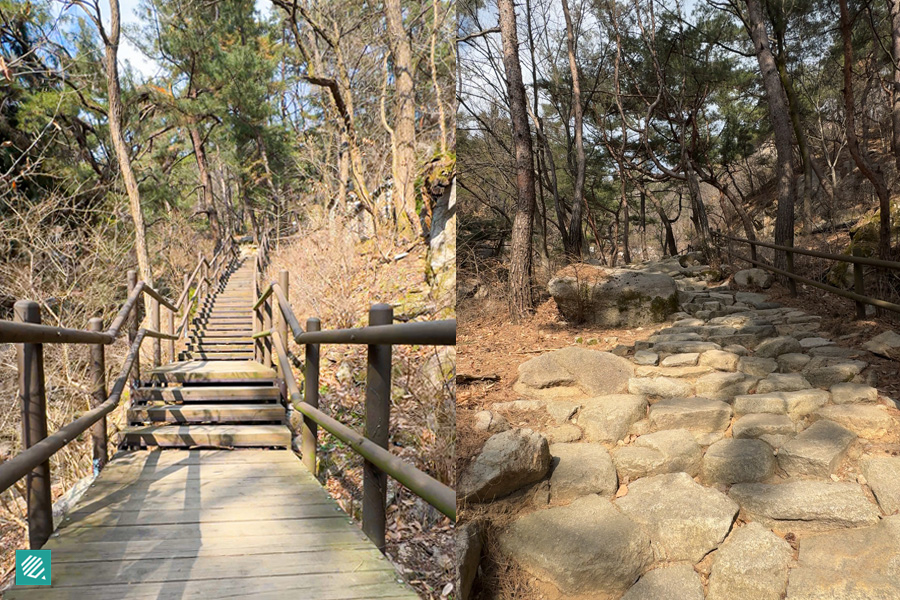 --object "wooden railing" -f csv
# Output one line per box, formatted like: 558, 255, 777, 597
252, 240, 456, 551
0, 238, 238, 548
713, 231, 900, 318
